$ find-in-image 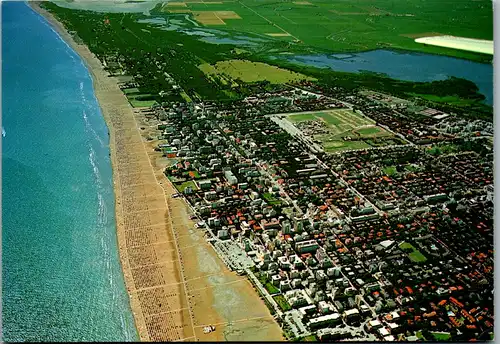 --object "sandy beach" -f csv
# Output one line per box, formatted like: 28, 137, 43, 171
31, 2, 283, 341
